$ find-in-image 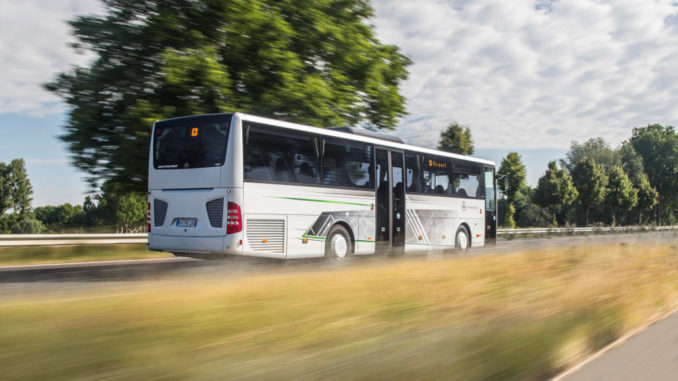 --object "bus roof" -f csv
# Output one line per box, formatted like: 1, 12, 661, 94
157, 112, 495, 167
